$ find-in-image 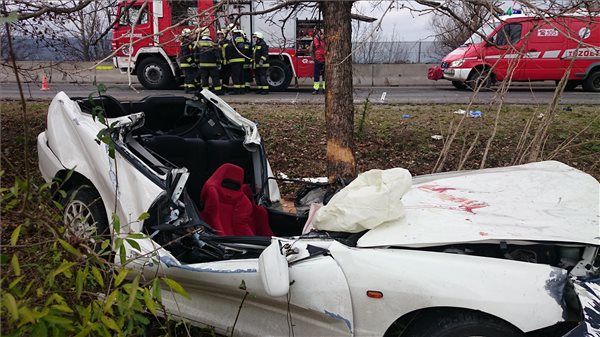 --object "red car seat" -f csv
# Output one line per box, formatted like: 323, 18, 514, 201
200, 163, 273, 236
